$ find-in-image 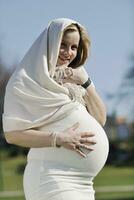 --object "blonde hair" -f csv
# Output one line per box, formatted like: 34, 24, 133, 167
63, 23, 91, 68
